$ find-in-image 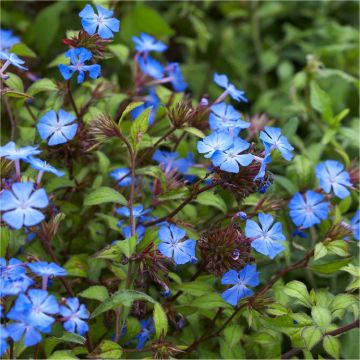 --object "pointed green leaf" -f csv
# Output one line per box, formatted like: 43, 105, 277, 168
84, 187, 127, 206
323, 335, 340, 359
154, 302, 168, 339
